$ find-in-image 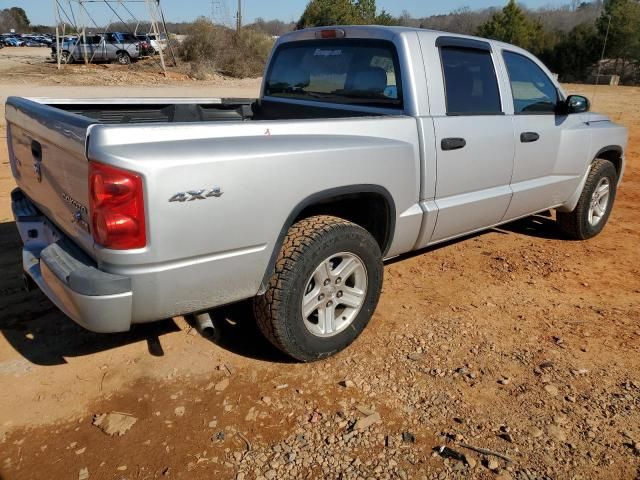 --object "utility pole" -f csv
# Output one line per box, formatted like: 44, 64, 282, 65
236, 0, 242, 32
